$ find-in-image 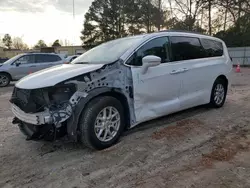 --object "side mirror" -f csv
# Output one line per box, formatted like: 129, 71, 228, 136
15, 62, 21, 67
141, 55, 161, 74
